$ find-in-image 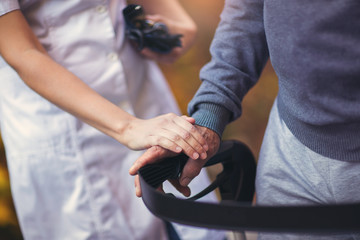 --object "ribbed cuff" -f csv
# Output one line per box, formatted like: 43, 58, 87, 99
190, 103, 231, 137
